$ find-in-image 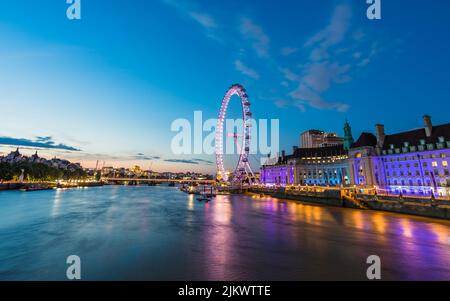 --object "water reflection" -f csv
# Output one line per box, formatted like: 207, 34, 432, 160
0, 187, 449, 280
